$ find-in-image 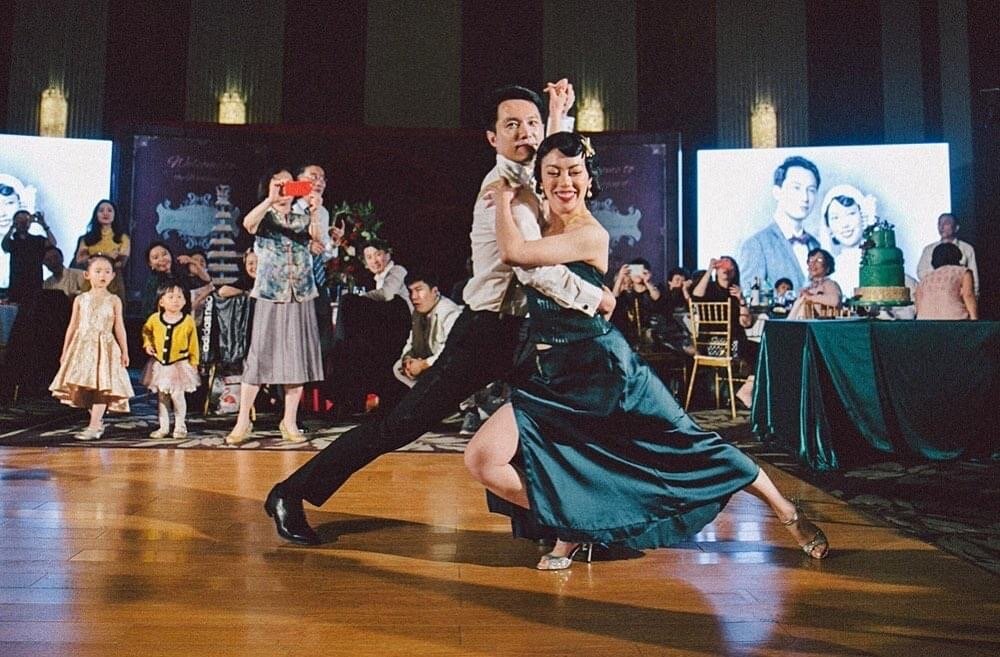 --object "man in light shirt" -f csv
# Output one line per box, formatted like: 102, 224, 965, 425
42, 246, 86, 298
264, 81, 615, 545
739, 156, 822, 290
916, 213, 978, 296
